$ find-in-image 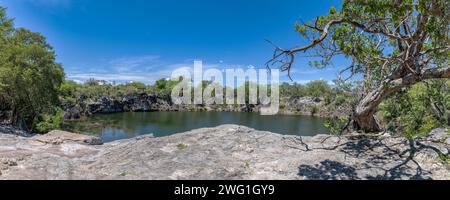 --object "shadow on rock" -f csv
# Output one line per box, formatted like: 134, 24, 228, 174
297, 136, 444, 180
298, 160, 359, 180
